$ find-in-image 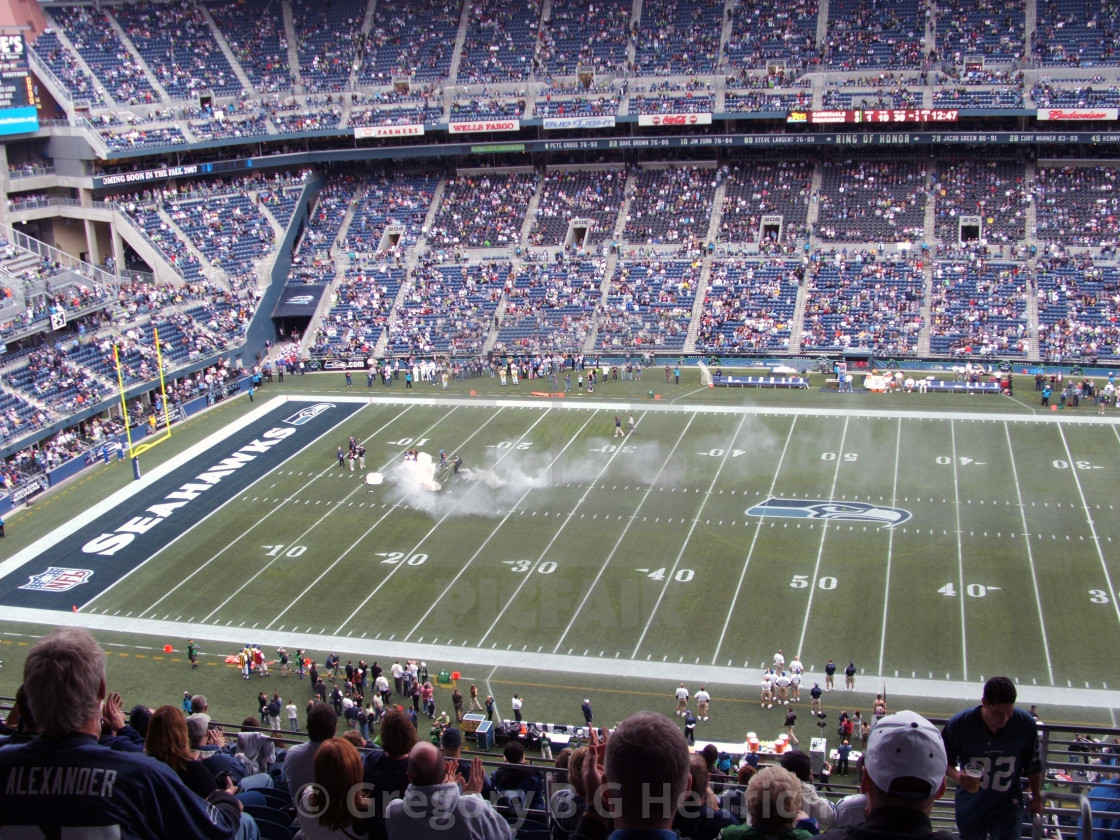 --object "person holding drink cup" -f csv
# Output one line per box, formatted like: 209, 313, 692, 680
941, 676, 1043, 840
